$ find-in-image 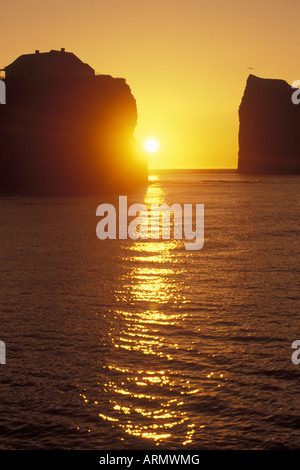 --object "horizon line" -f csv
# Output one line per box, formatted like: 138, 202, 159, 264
149, 168, 237, 173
